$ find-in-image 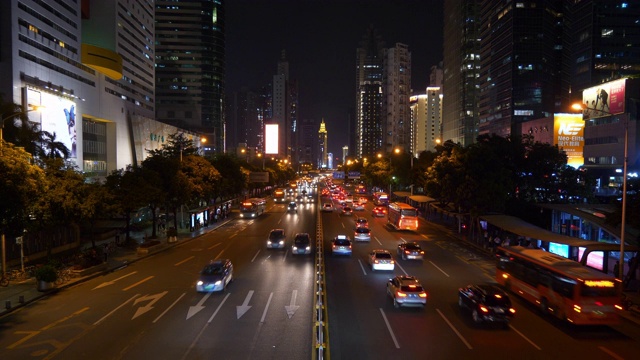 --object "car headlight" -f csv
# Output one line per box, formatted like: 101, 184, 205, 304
293, 246, 298, 250
267, 241, 272, 244
305, 246, 311, 250
279, 240, 284, 245
197, 281, 204, 286
214, 280, 222, 286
